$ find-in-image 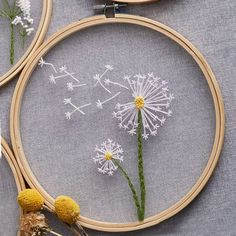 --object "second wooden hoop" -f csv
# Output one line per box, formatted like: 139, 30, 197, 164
0, 0, 52, 87
10, 14, 225, 232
